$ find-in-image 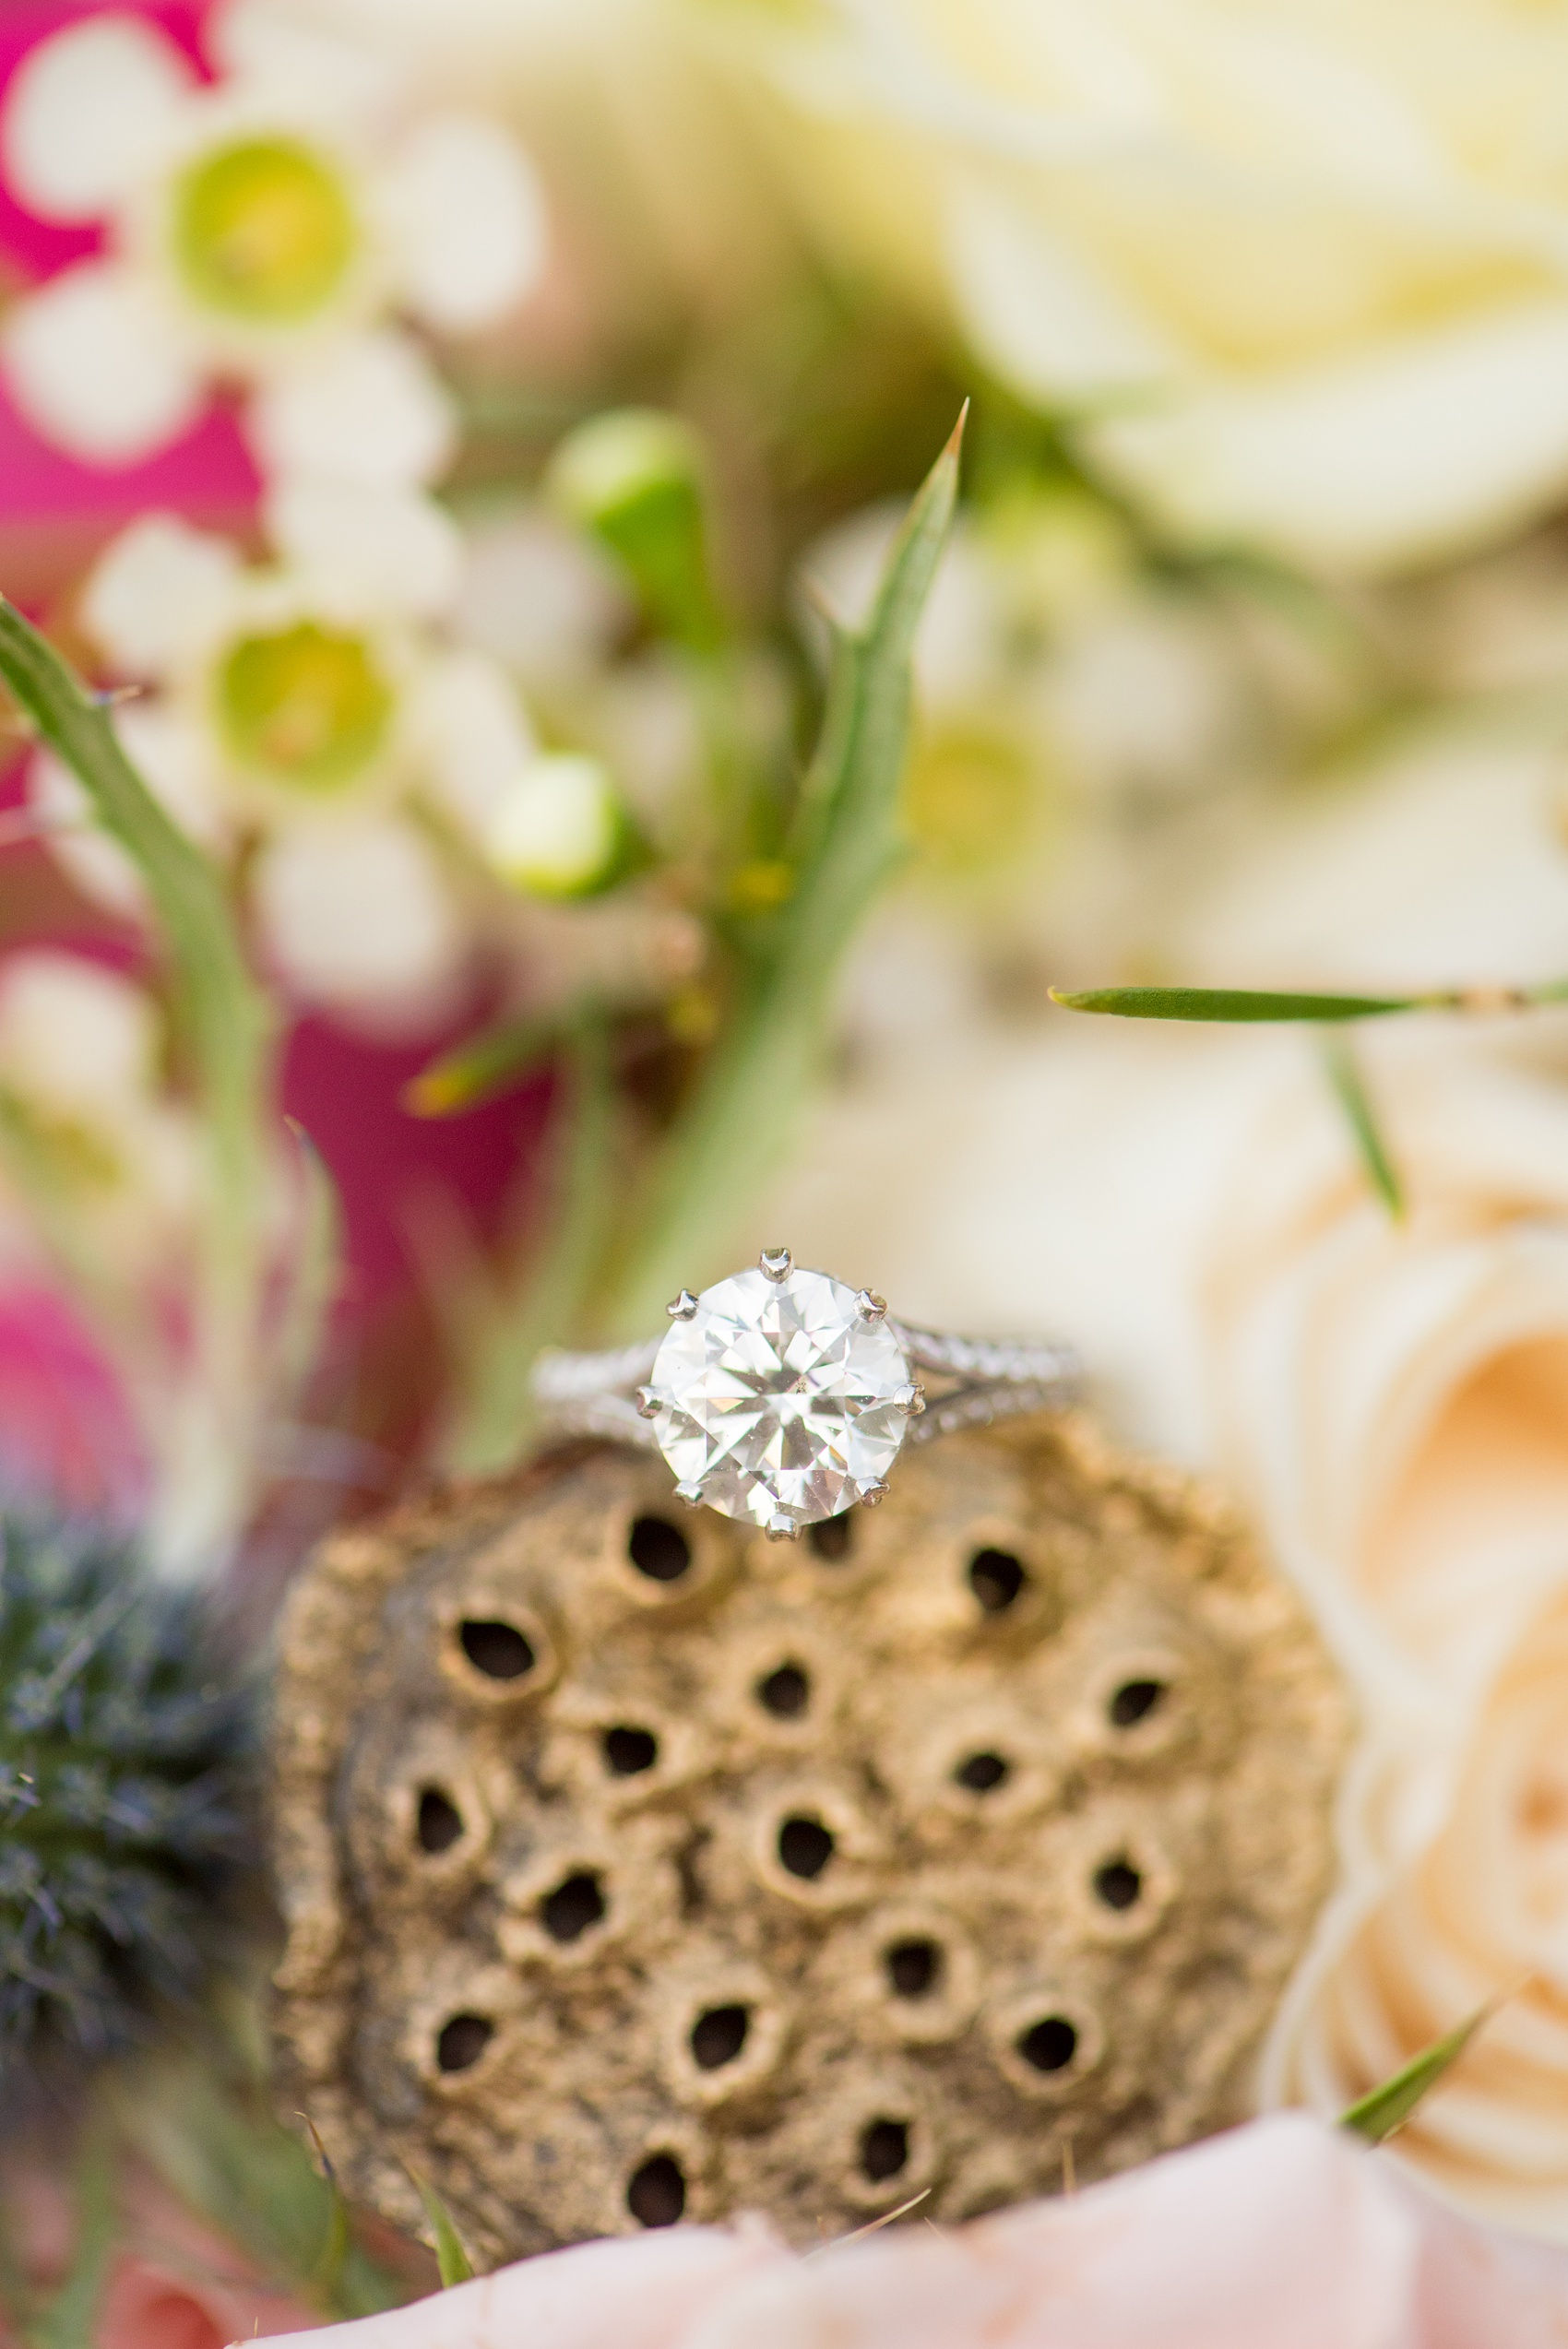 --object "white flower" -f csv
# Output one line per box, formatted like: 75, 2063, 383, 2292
746, 0, 1568, 573
0, 950, 199, 1271
42, 489, 538, 1023
0, 3, 546, 475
